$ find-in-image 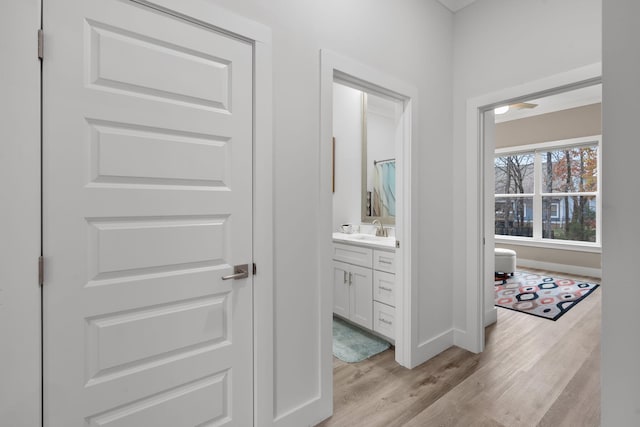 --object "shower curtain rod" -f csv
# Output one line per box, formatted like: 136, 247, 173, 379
374, 158, 395, 165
